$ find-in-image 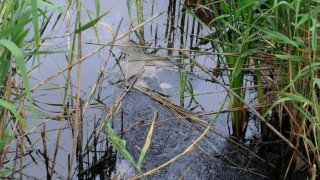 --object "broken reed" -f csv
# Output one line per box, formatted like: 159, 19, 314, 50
185, 0, 320, 175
